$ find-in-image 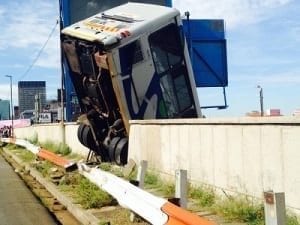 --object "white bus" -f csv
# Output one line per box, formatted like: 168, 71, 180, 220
62, 3, 201, 164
